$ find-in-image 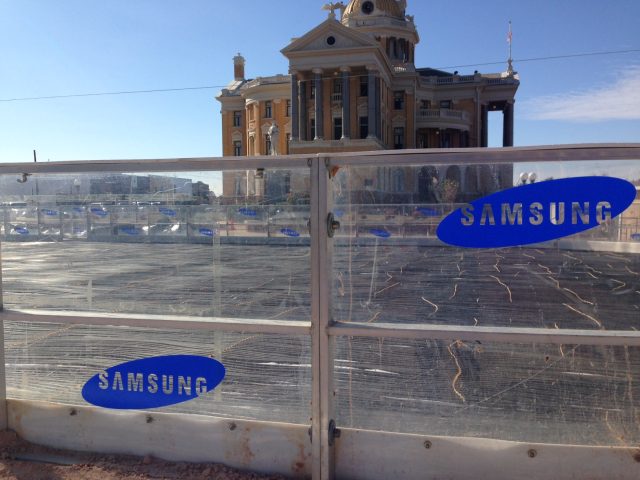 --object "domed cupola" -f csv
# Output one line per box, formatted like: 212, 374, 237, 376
342, 0, 405, 22
341, 0, 418, 65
